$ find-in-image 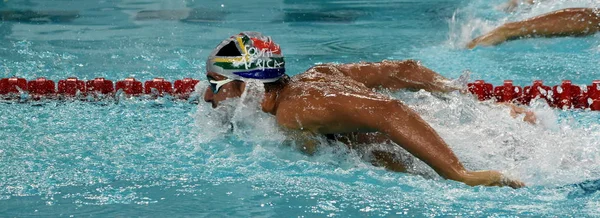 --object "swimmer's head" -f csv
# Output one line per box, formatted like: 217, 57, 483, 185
204, 32, 285, 108
206, 31, 285, 83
